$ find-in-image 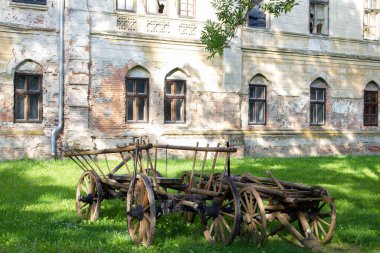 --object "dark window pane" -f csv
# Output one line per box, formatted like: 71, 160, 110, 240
372, 115, 377, 125
127, 80, 134, 94
28, 95, 39, 120
175, 99, 184, 122
365, 105, 370, 114
12, 0, 47, 4
371, 93, 377, 103
16, 95, 25, 120
175, 82, 184, 95
137, 97, 146, 121
164, 99, 172, 122
248, 7, 266, 28
364, 115, 370, 125
310, 89, 317, 101
256, 87, 265, 99
317, 90, 325, 101
166, 83, 172, 95
249, 102, 255, 123
310, 104, 317, 124
257, 102, 265, 123
127, 99, 134, 121
249, 87, 255, 99
137, 80, 146, 94
29, 76, 39, 91
317, 104, 324, 124
364, 92, 370, 102
372, 106, 377, 115
15, 75, 25, 90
